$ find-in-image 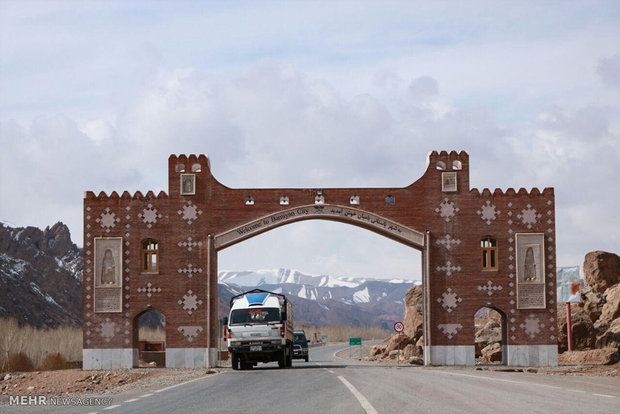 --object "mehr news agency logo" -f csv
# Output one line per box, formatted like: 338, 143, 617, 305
9, 395, 114, 407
